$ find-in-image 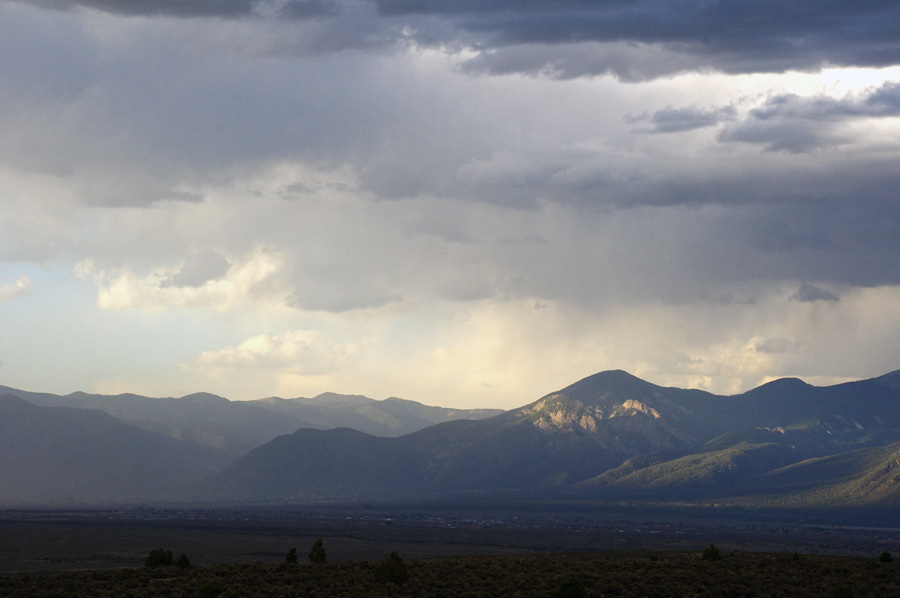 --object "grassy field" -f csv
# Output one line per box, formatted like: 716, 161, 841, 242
1, 549, 898, 597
